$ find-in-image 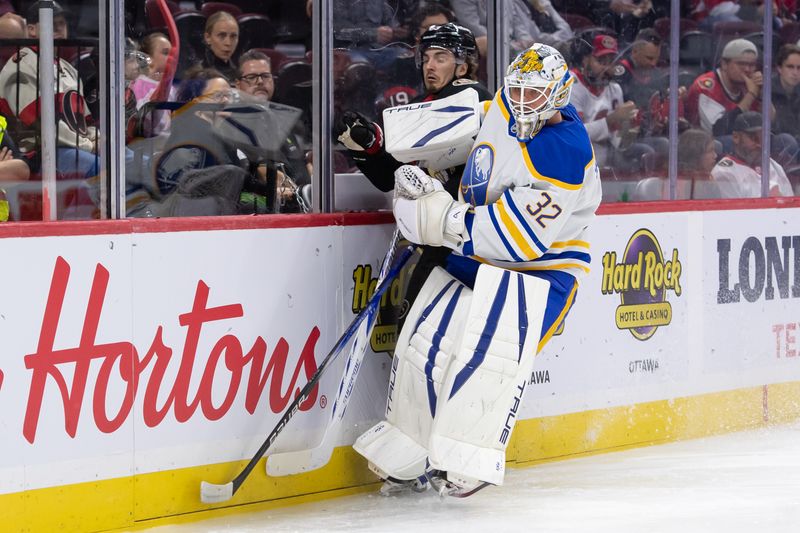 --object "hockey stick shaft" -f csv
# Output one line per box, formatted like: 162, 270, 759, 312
201, 242, 416, 503
265, 229, 402, 476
